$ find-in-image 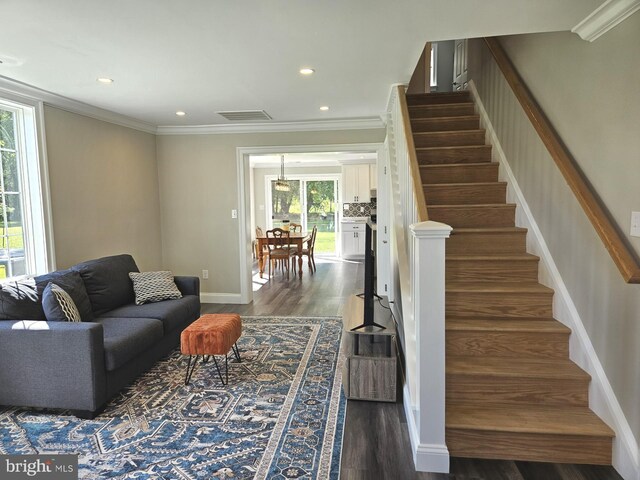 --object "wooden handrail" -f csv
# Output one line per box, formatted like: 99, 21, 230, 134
397, 85, 429, 222
484, 37, 640, 284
